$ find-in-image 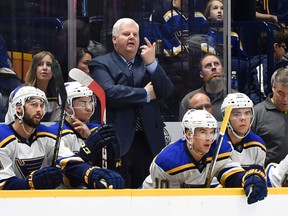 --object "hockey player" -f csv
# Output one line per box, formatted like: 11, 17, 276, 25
221, 92, 288, 188
0, 86, 124, 190
142, 109, 267, 204
49, 81, 121, 170
220, 93, 267, 169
